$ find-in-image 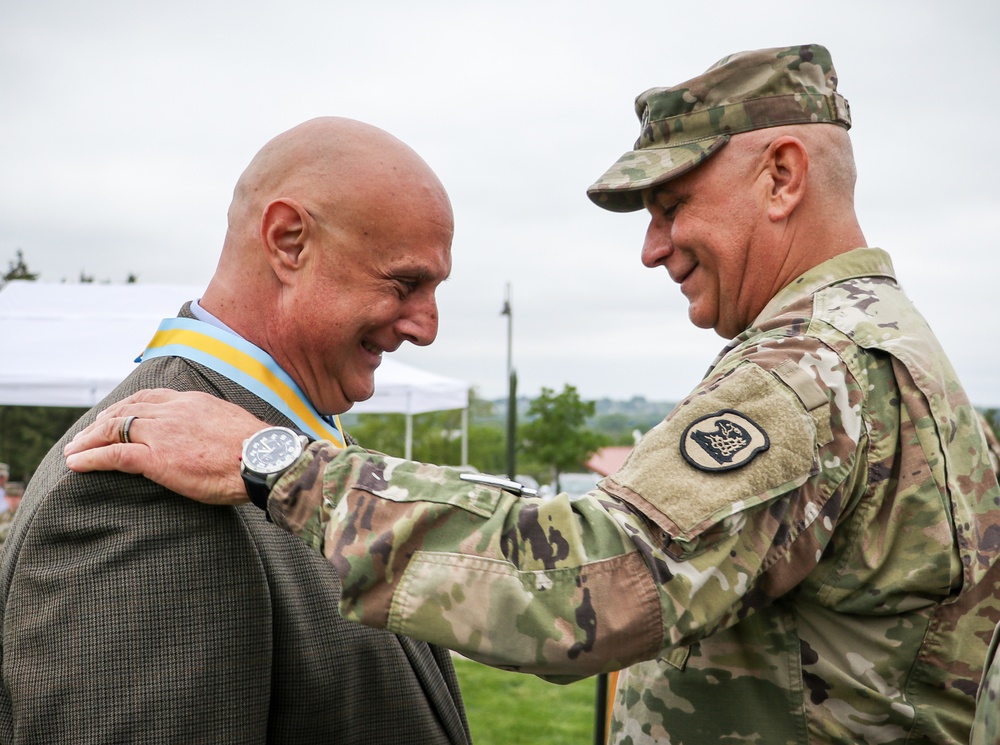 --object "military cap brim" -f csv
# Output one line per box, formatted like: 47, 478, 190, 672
587, 135, 730, 213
